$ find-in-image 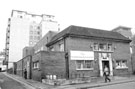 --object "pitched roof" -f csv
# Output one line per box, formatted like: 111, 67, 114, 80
46, 25, 131, 46
112, 26, 131, 31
